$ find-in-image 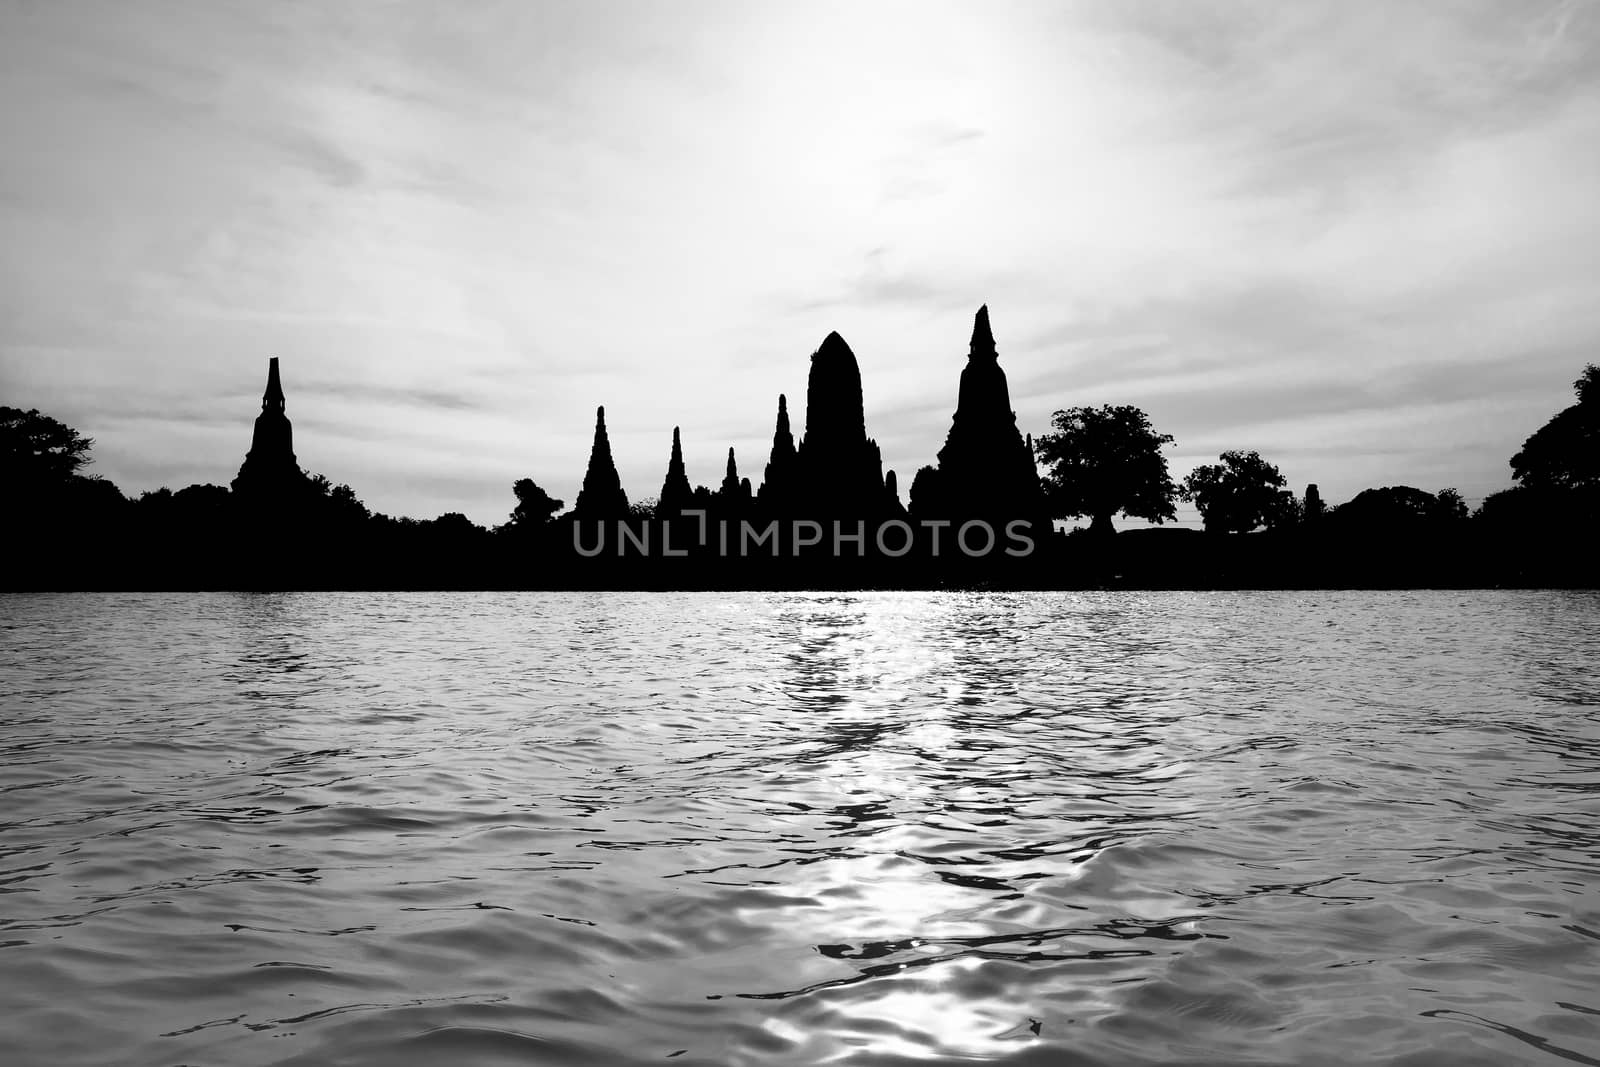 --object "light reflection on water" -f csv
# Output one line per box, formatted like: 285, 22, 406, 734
2, 591, 1599, 1066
